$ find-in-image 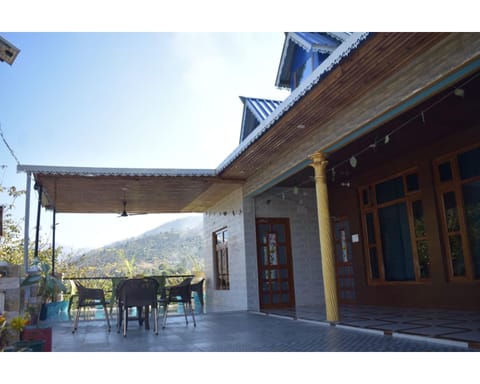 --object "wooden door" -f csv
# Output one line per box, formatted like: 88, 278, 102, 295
333, 217, 357, 303
256, 218, 295, 309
